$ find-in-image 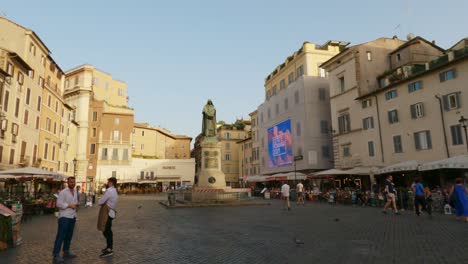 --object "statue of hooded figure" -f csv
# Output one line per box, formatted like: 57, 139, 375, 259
202, 99, 216, 137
